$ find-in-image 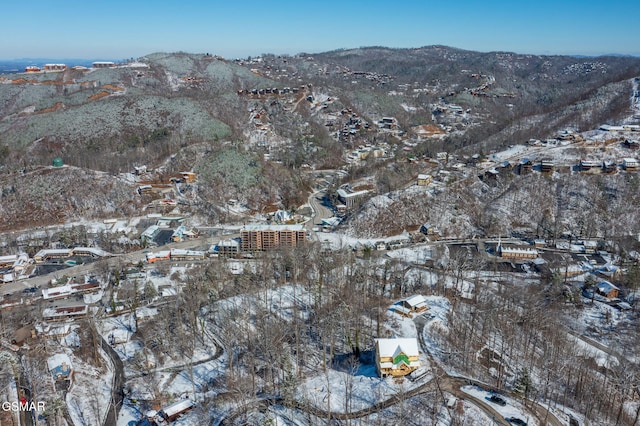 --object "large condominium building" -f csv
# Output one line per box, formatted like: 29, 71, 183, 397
240, 224, 306, 251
